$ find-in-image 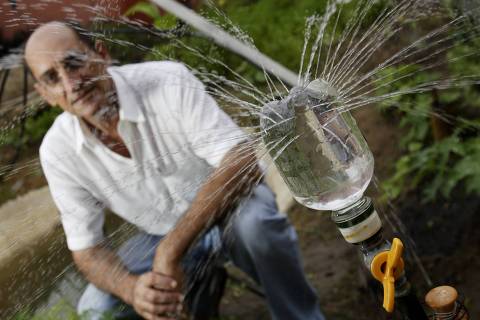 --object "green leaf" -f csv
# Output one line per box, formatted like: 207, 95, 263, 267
254, 70, 266, 83
407, 142, 422, 152
124, 2, 160, 20
439, 89, 461, 104
151, 13, 178, 29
